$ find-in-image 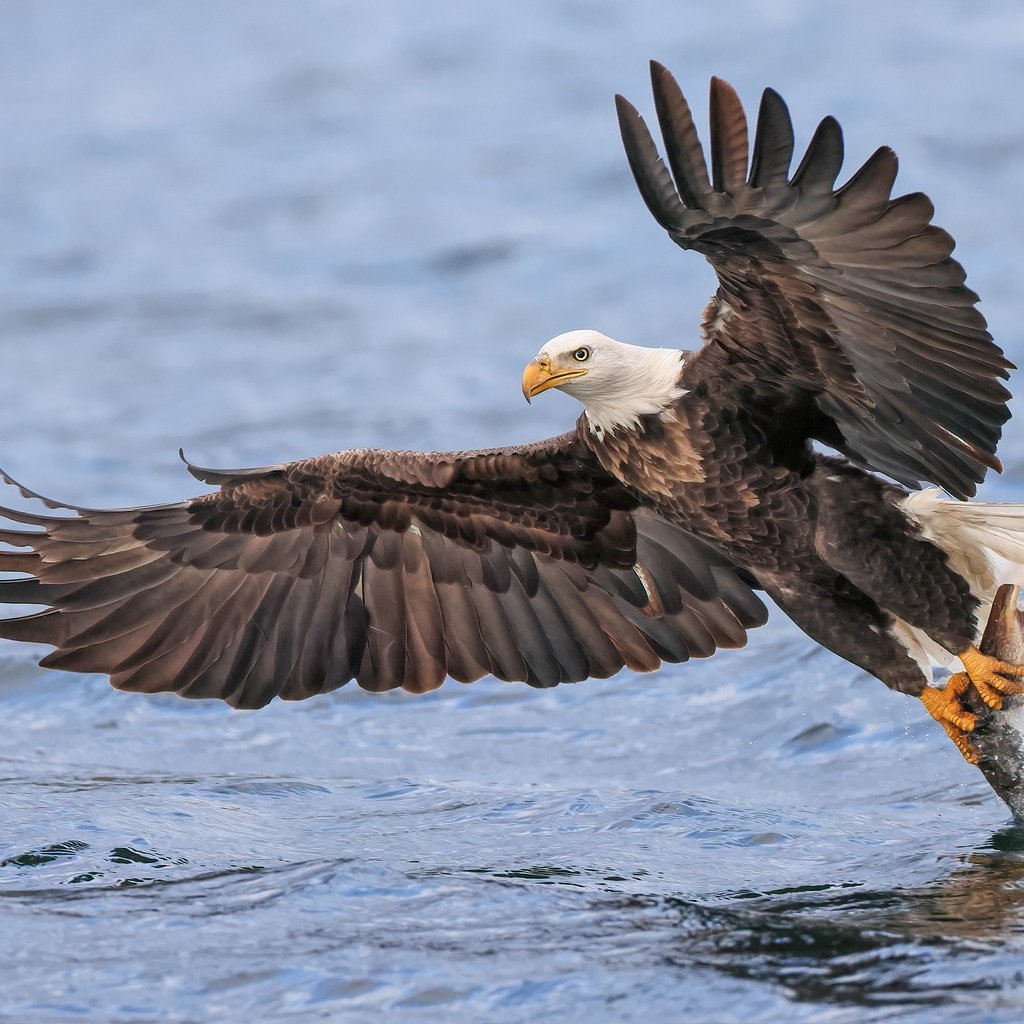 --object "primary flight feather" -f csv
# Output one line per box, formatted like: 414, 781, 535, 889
2, 62, 1021, 763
